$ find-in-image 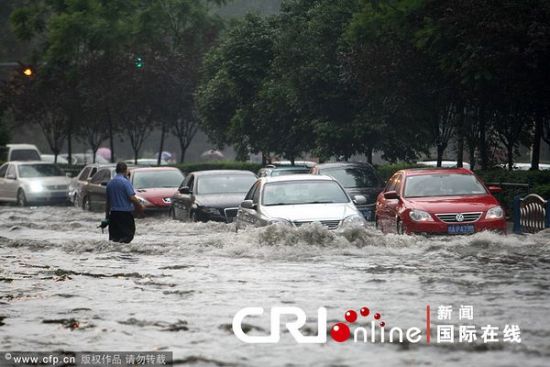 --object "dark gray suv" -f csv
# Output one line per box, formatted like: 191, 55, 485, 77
310, 162, 384, 221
